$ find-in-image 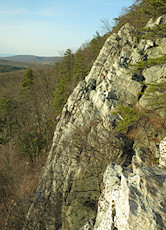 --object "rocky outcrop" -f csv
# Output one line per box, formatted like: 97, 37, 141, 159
82, 137, 166, 230
25, 15, 166, 230
159, 137, 166, 167
92, 163, 166, 230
